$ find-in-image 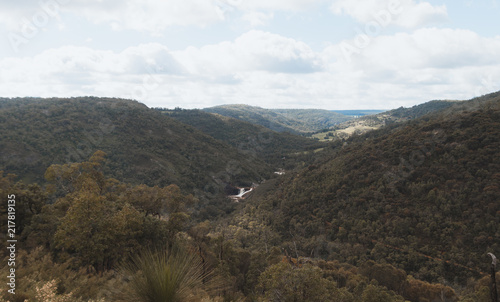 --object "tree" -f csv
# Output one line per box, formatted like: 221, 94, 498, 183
44, 150, 108, 196
49, 151, 196, 271
50, 151, 143, 271
123, 183, 196, 242
361, 284, 403, 302
257, 262, 353, 302
0, 172, 47, 240
54, 184, 143, 271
